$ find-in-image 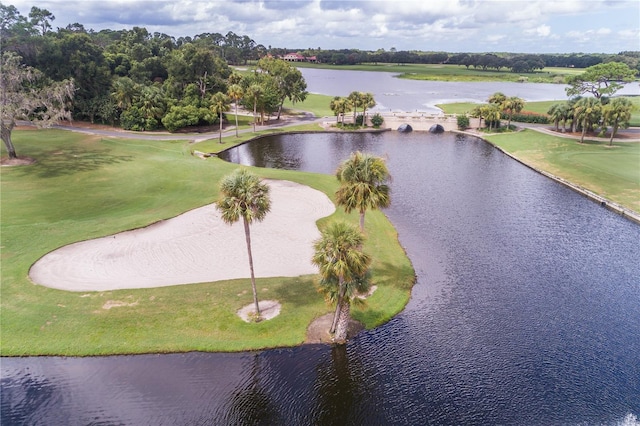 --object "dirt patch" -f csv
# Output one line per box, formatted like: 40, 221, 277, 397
237, 300, 281, 322
305, 313, 365, 344
102, 300, 138, 310
1, 156, 36, 166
